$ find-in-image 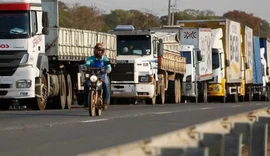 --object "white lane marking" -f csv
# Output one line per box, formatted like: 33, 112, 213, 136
231, 105, 241, 108
199, 107, 213, 110
79, 119, 109, 123
152, 111, 172, 115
